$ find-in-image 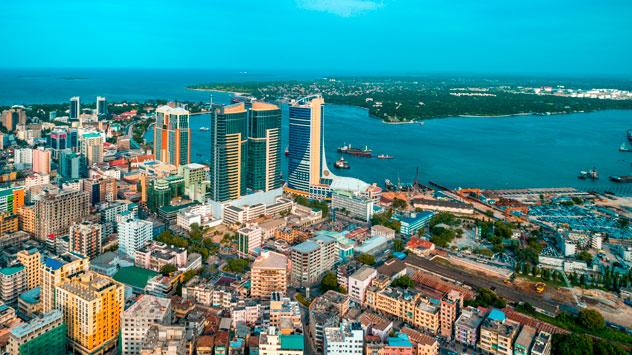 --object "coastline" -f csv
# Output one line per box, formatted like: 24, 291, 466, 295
187, 87, 248, 96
